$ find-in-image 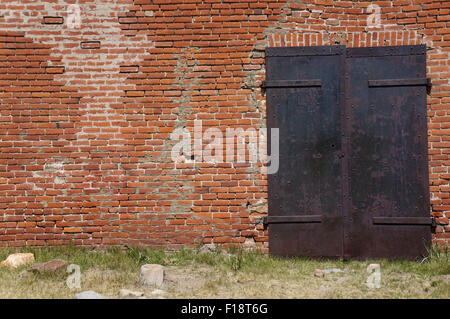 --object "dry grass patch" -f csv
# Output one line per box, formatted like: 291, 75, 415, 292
0, 246, 448, 299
